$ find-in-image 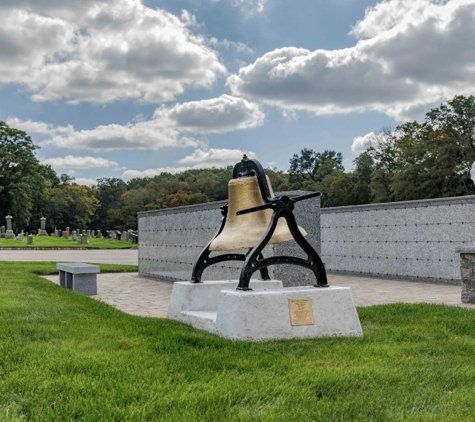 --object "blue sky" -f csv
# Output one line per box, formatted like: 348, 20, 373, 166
1, 0, 474, 185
